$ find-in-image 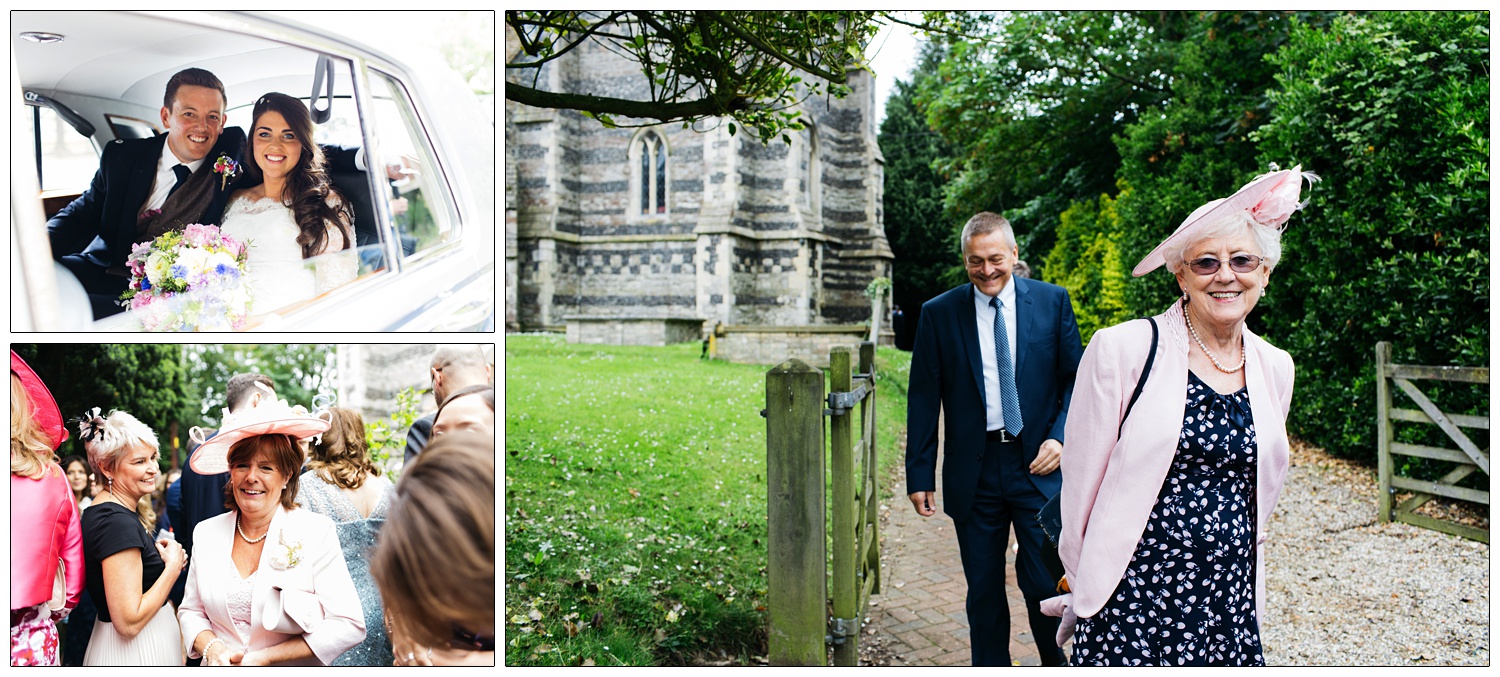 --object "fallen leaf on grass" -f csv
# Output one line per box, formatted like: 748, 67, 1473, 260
582, 658, 595, 666
528, 609, 543, 621
628, 488, 641, 498
564, 621, 579, 637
